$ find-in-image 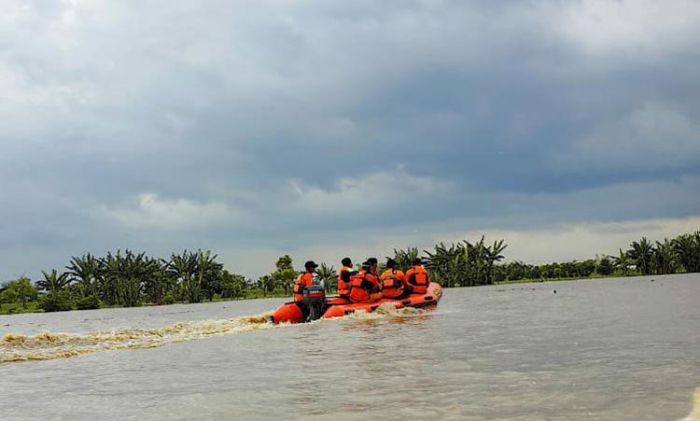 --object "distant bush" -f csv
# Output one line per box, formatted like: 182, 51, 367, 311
76, 295, 101, 310
40, 291, 75, 312
162, 293, 176, 305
